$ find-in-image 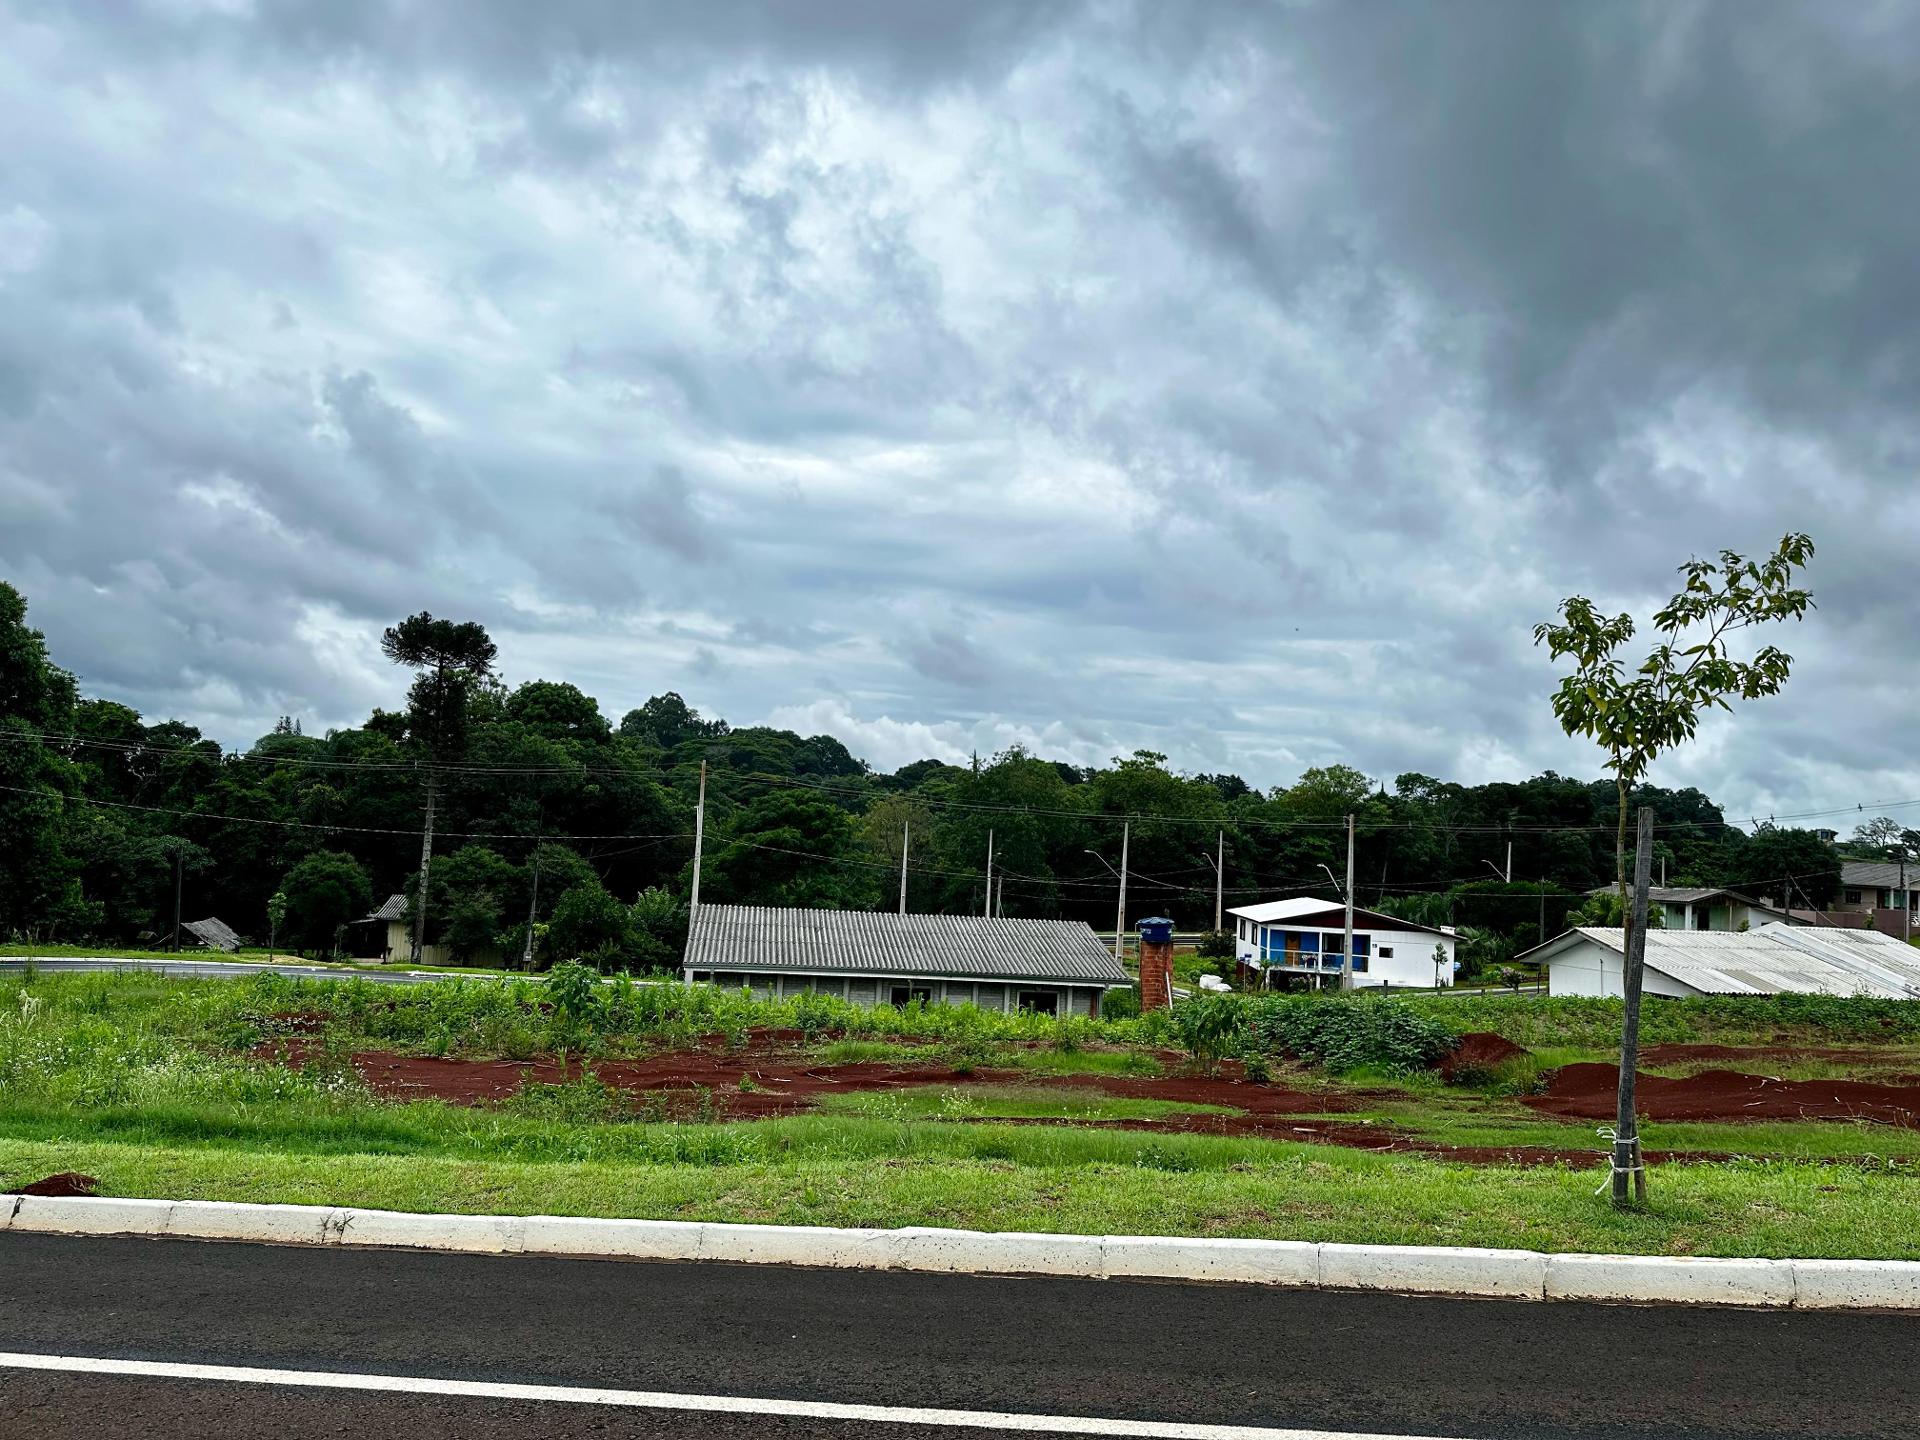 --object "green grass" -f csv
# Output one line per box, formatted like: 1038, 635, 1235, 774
6, 968, 1920, 1258
813, 1085, 1236, 1123
4, 1131, 1917, 1259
